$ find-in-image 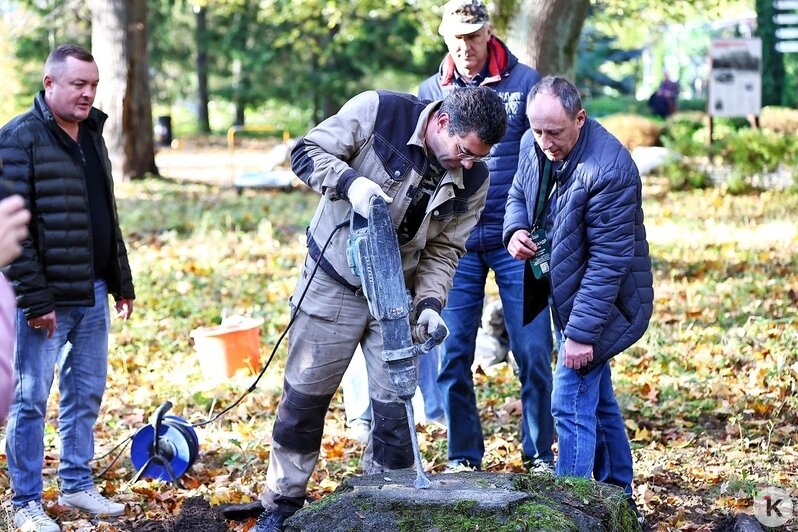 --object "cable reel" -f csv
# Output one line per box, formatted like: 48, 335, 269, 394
130, 401, 199, 485
115, 222, 349, 487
